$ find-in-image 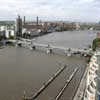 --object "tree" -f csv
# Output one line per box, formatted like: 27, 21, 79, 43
92, 38, 100, 51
